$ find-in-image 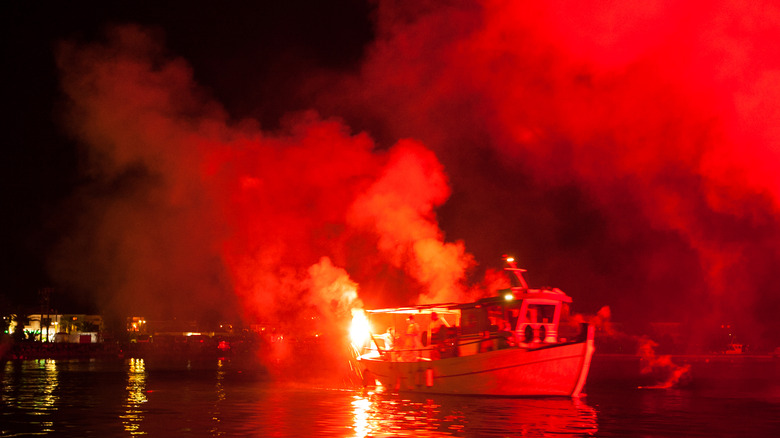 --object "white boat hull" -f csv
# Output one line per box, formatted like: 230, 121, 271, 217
359, 327, 595, 397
